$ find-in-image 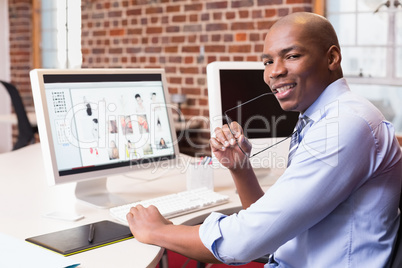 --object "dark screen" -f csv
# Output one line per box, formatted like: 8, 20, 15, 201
220, 69, 298, 138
